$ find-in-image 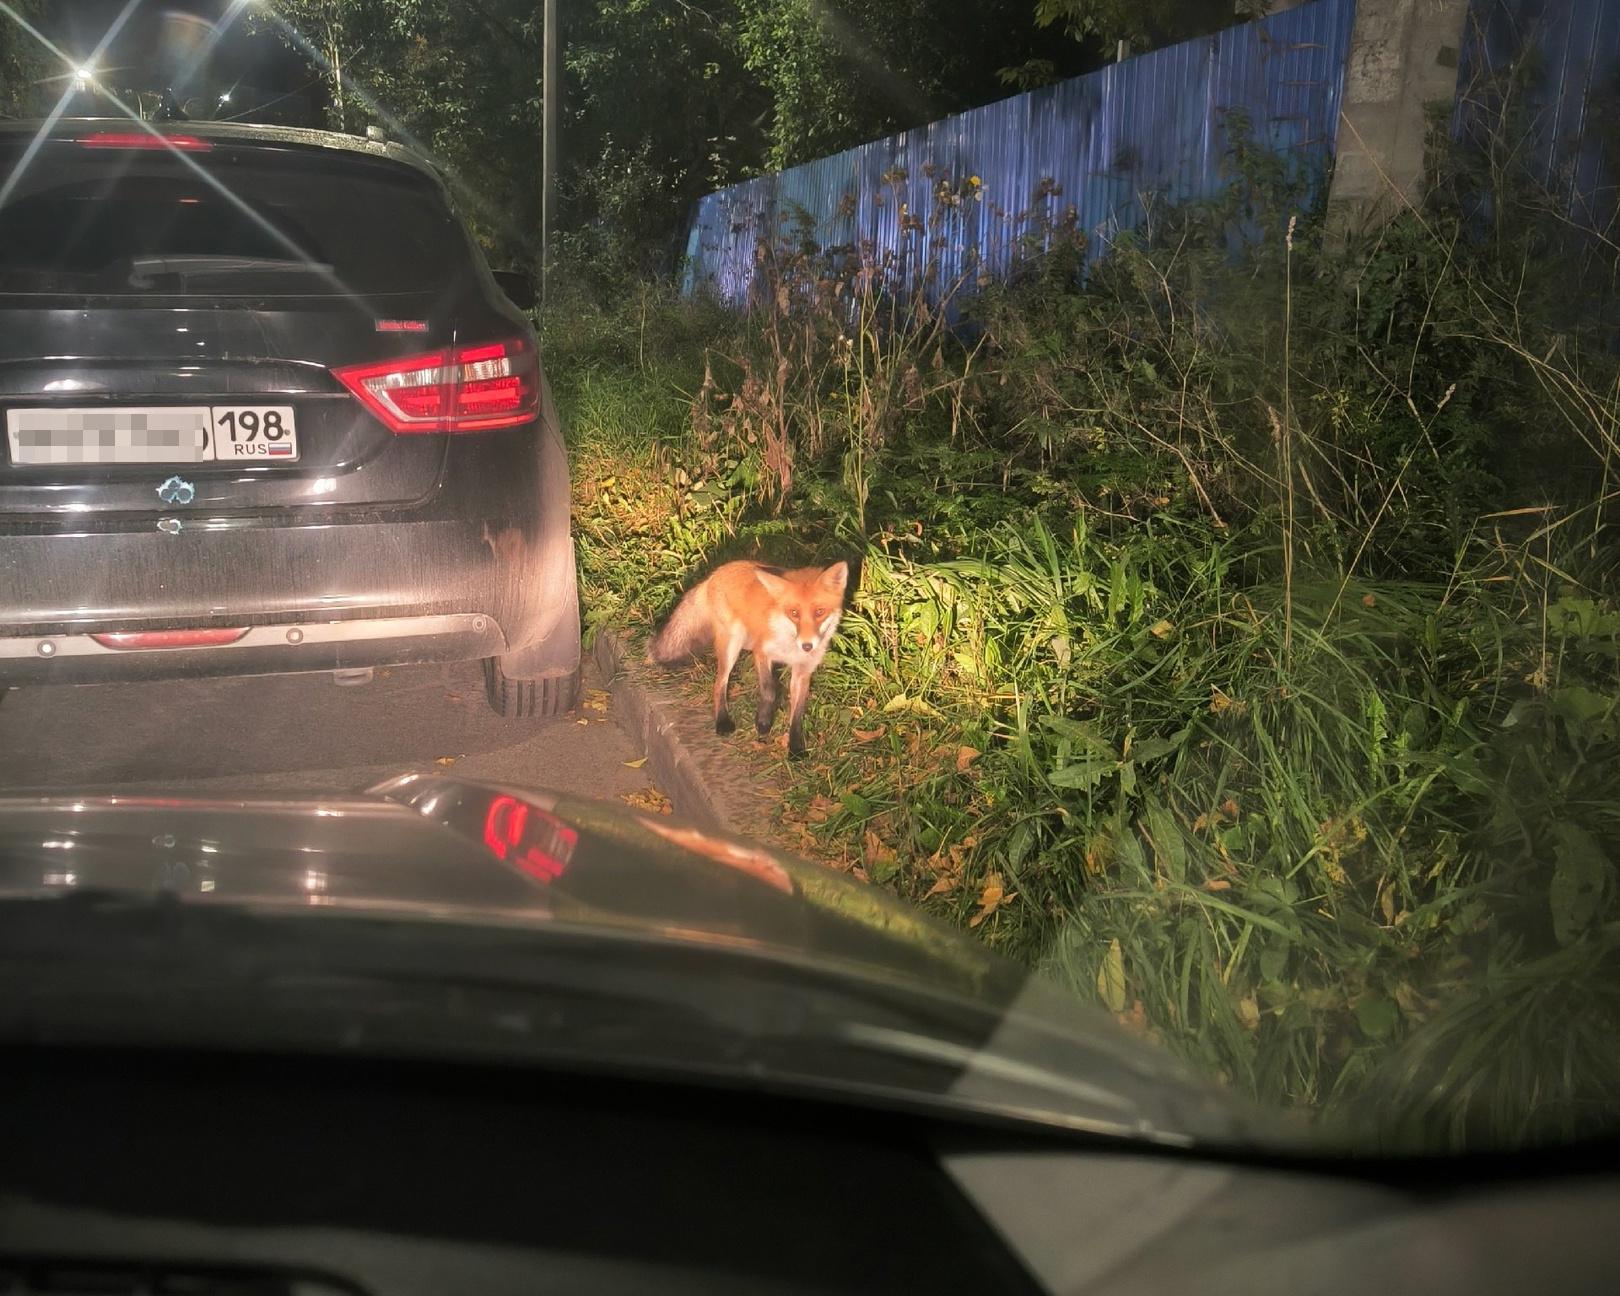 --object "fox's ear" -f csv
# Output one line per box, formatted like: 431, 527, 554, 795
821, 560, 849, 594
754, 568, 791, 597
